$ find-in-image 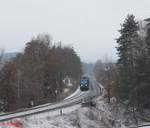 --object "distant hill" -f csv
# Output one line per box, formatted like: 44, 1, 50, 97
1, 52, 18, 63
